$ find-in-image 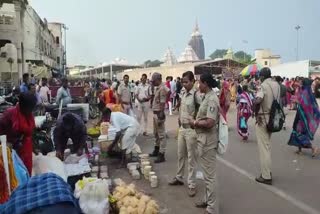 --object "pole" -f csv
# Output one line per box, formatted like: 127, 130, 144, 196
63, 24, 68, 76
295, 25, 301, 61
